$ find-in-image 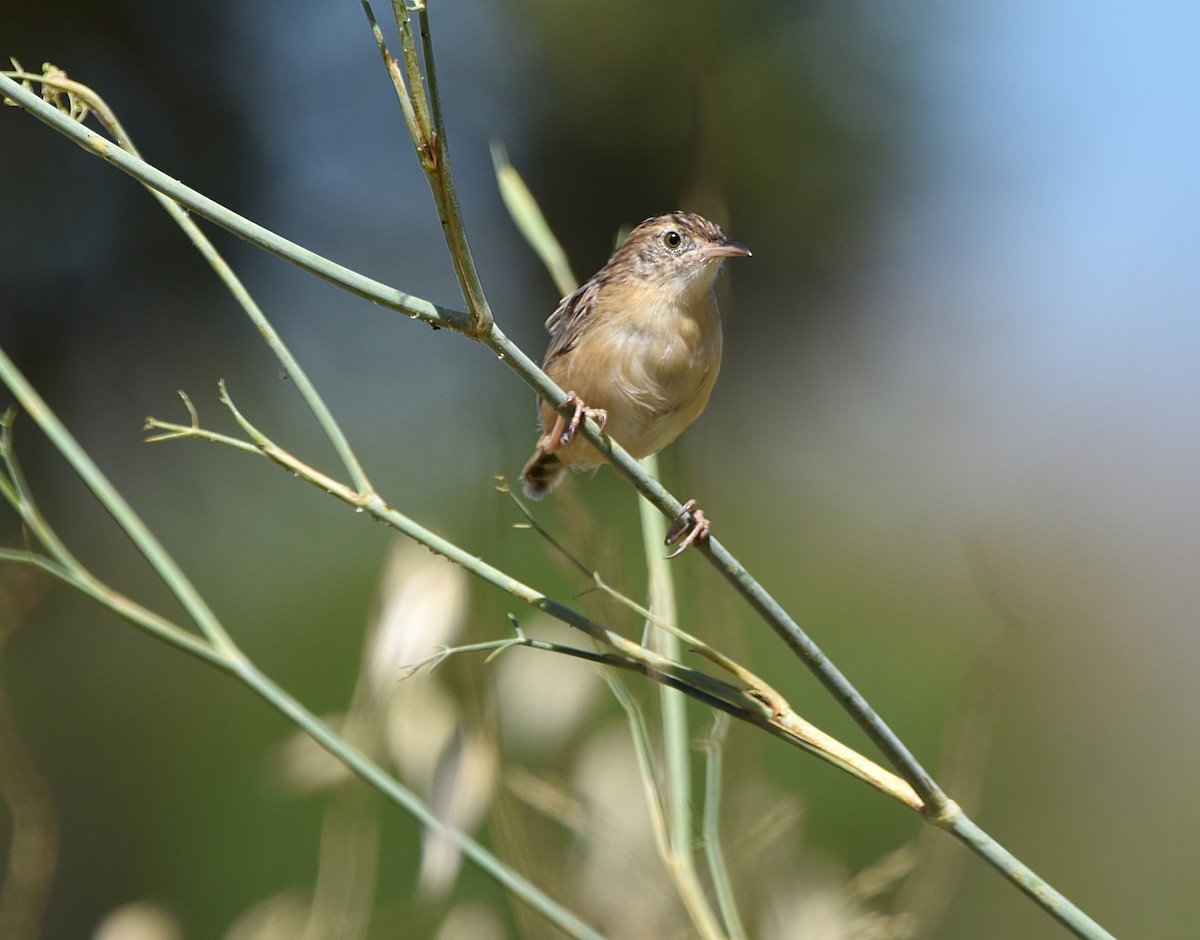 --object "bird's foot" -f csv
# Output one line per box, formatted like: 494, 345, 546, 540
664, 499, 710, 559
543, 392, 607, 453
